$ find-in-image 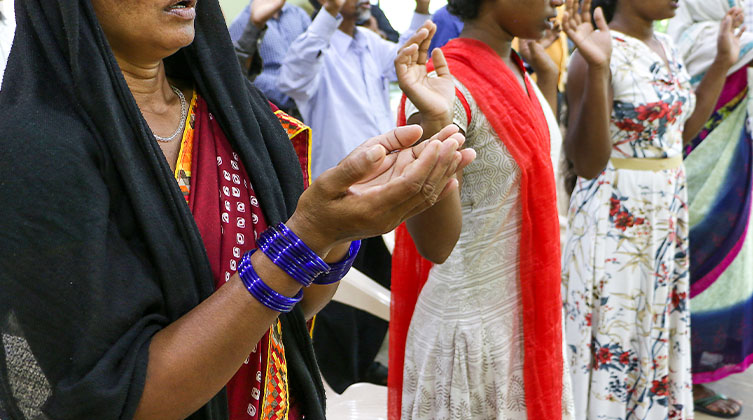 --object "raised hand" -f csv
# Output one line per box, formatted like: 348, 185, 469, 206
320, 0, 346, 17
562, 0, 612, 68
540, 21, 562, 50
715, 7, 745, 69
518, 38, 559, 78
290, 124, 475, 253
396, 21, 456, 127
250, 0, 286, 28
